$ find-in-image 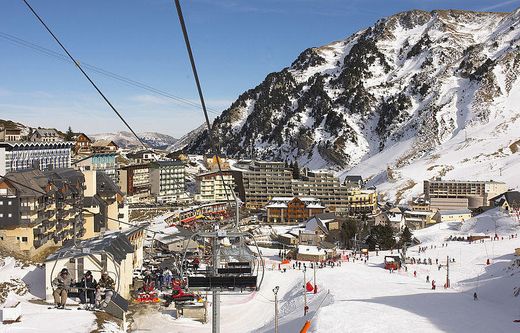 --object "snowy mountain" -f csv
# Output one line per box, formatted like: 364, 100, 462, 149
90, 131, 177, 150
184, 8, 520, 202
167, 123, 207, 152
